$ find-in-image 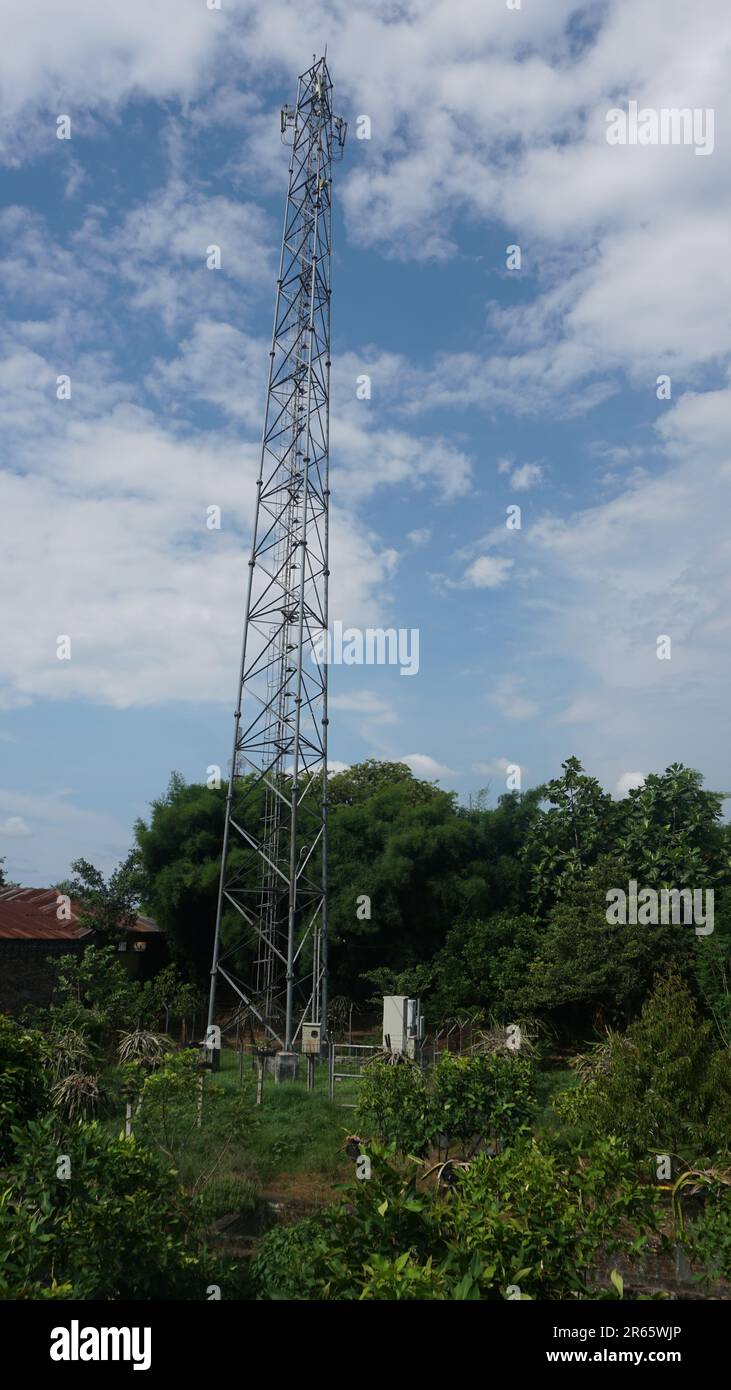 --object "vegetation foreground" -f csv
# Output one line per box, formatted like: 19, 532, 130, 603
1, 755, 730, 1299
